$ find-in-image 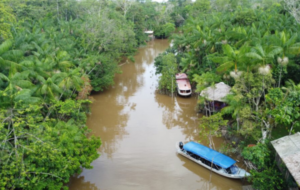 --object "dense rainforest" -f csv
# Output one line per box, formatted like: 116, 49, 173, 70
1, 0, 300, 189
155, 0, 300, 189
0, 0, 181, 189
